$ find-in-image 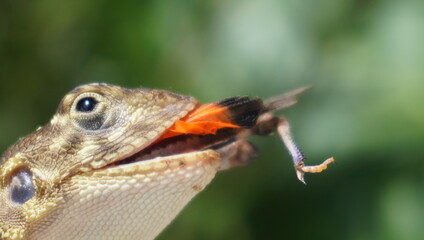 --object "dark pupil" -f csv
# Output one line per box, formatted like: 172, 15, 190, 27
76, 97, 98, 112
